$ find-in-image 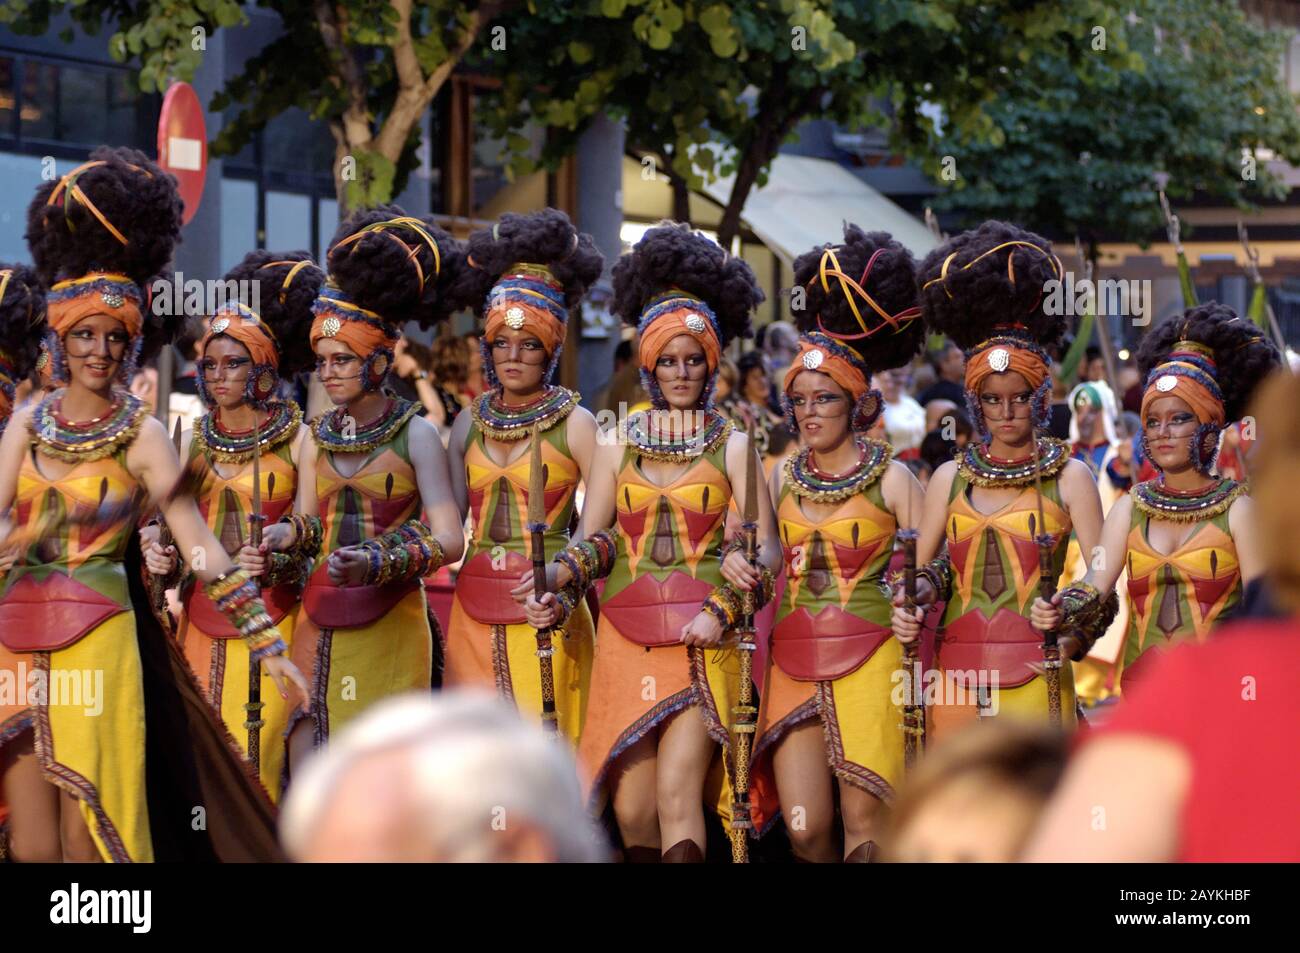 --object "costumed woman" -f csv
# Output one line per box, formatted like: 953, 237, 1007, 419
0, 147, 305, 862
250, 207, 466, 779
1031, 303, 1277, 693
890, 221, 1110, 736
443, 209, 603, 742
0, 263, 43, 859
142, 250, 322, 797
749, 226, 926, 863
525, 223, 779, 862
